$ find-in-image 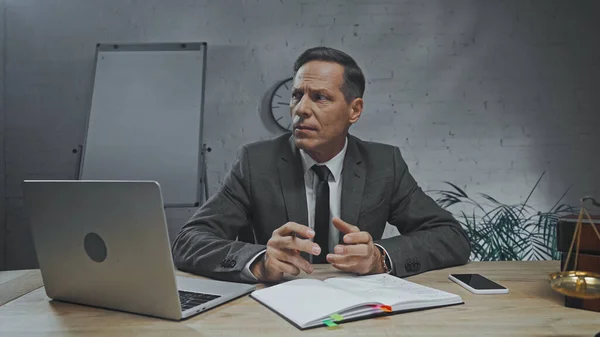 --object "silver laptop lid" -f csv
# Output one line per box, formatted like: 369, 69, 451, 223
23, 180, 182, 320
